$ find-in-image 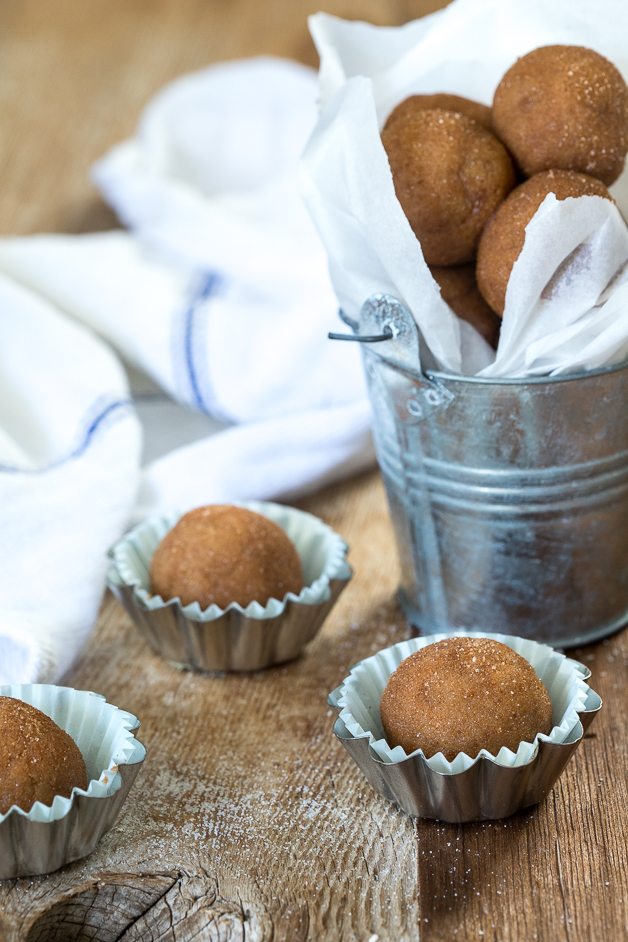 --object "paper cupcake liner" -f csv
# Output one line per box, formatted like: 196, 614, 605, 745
0, 684, 146, 878
328, 631, 602, 822
107, 500, 352, 672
